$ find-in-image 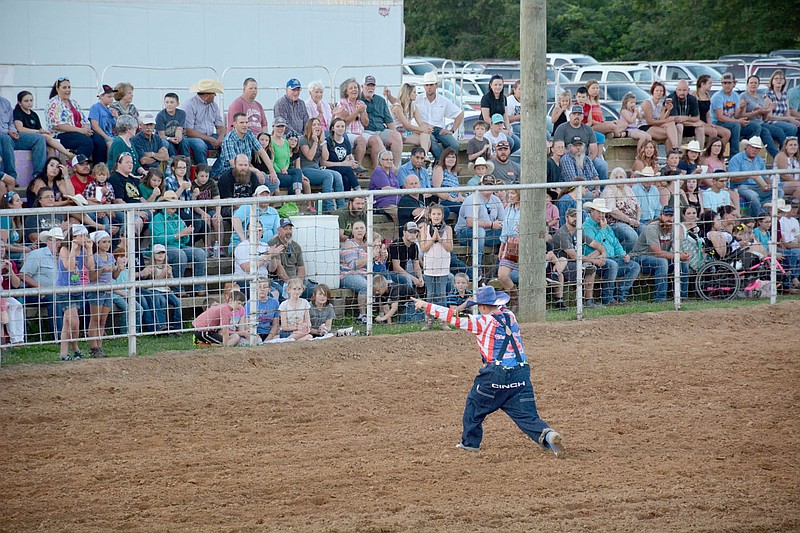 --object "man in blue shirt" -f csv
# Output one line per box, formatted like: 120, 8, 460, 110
396, 147, 431, 188
728, 136, 781, 217
131, 114, 169, 171
710, 73, 761, 157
